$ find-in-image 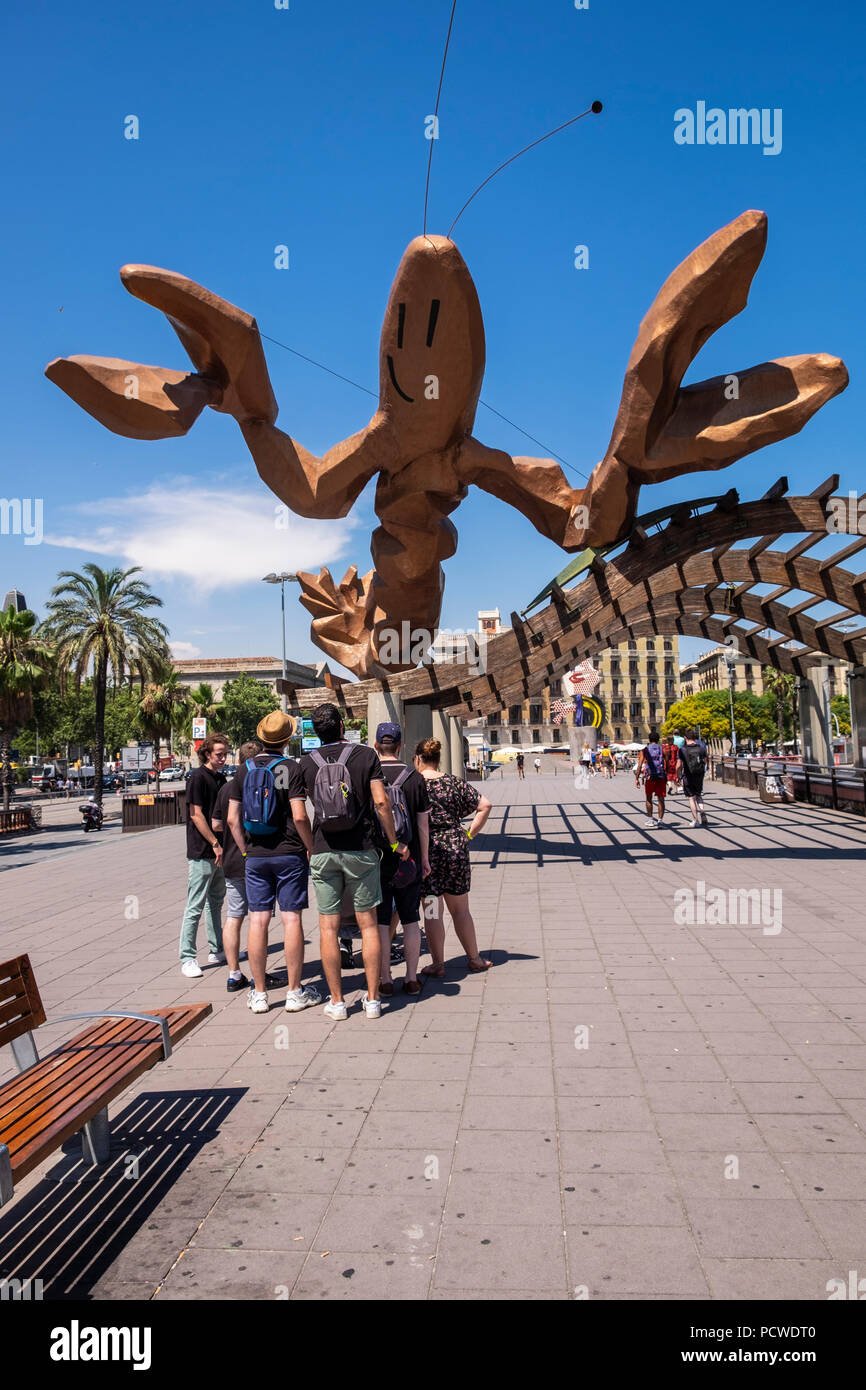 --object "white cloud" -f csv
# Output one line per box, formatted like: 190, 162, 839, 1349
170, 640, 202, 659
43, 476, 364, 593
